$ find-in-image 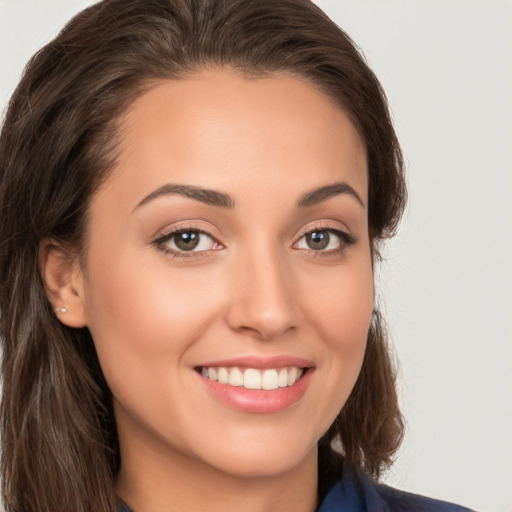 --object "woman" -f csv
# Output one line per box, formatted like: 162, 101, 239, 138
0, 1, 475, 511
